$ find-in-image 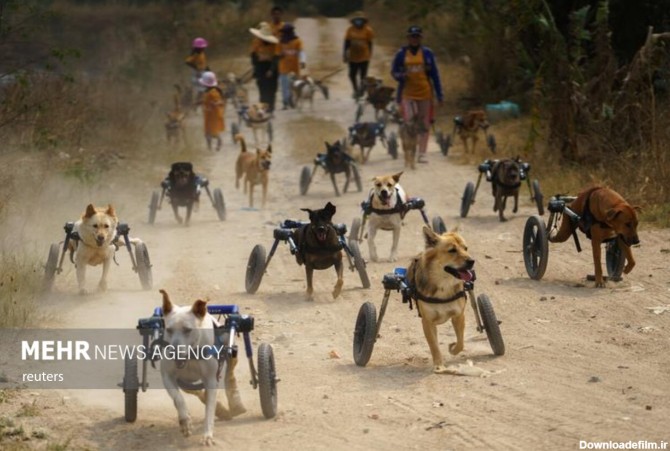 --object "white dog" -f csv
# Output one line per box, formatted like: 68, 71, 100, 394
241, 103, 272, 148
289, 74, 328, 111
367, 172, 407, 262
159, 289, 246, 446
